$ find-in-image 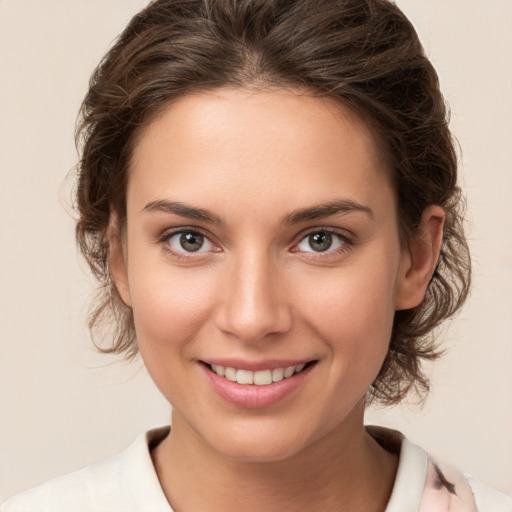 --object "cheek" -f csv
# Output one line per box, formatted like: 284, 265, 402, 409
295, 262, 397, 378
126, 263, 223, 405
127, 261, 218, 359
